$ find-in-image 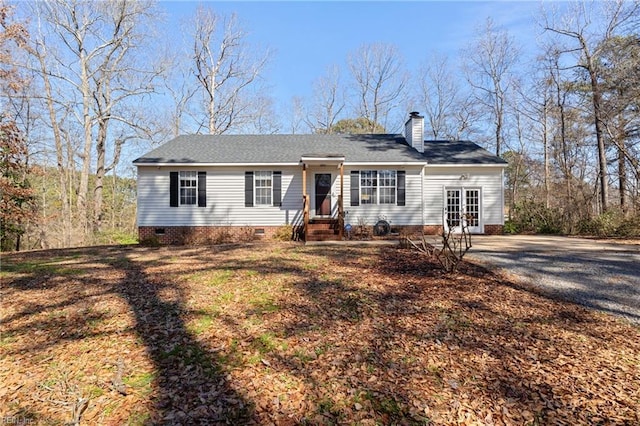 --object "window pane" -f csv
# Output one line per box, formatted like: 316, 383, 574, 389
179, 171, 197, 205
378, 170, 396, 204
465, 189, 479, 226
254, 171, 272, 205
446, 189, 461, 227
360, 171, 377, 204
